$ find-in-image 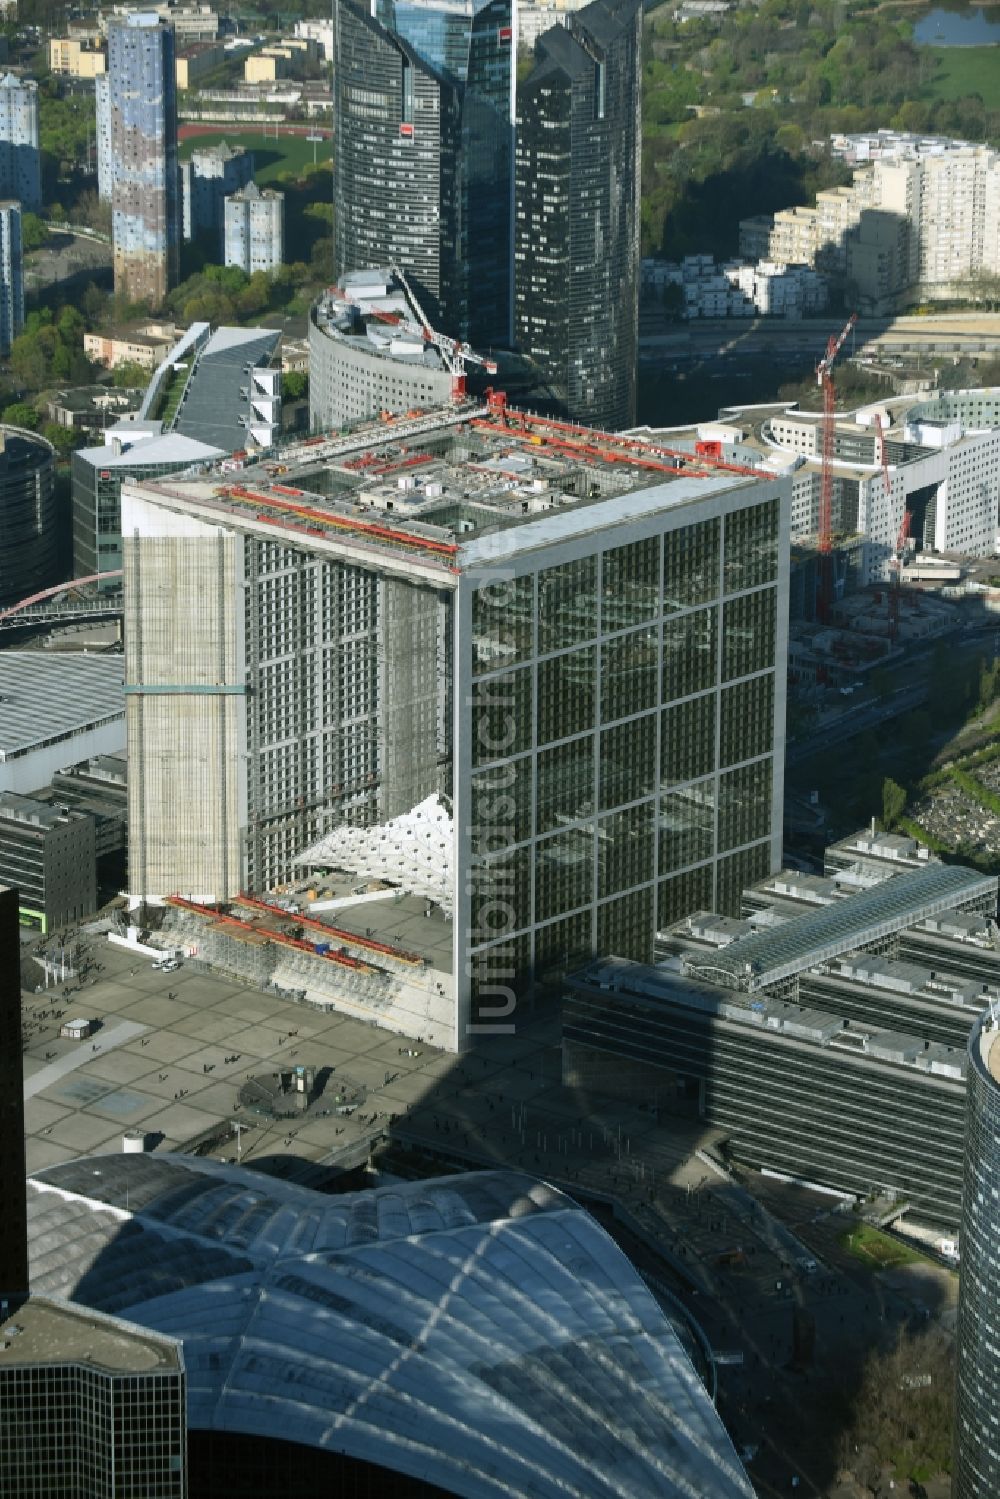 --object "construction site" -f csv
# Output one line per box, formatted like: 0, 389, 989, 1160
119, 385, 790, 1048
